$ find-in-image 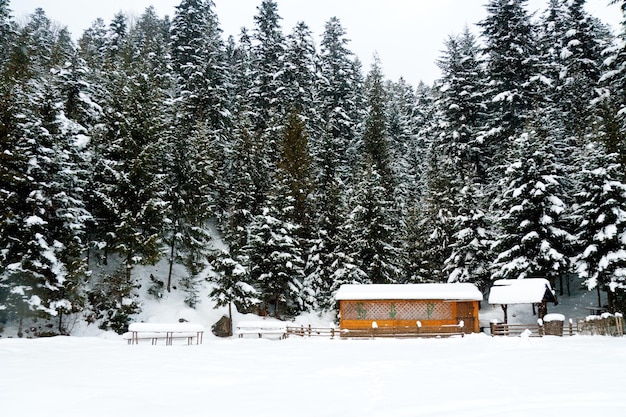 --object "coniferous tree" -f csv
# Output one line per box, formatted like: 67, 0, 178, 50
344, 163, 401, 284
599, 2, 626, 165
317, 17, 359, 184
0, 9, 90, 335
573, 142, 626, 311
208, 249, 258, 326
86, 13, 166, 327
249, 0, 286, 137
444, 183, 494, 292
479, 0, 540, 170
435, 28, 487, 183
167, 0, 229, 296
278, 109, 314, 235
245, 201, 308, 318
491, 117, 575, 283
283, 22, 319, 128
